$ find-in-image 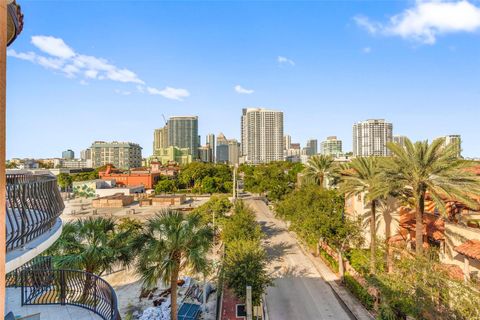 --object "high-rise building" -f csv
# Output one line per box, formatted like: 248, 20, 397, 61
241, 108, 284, 164
80, 148, 92, 160
393, 135, 408, 148
207, 133, 215, 162
353, 119, 393, 157
228, 139, 240, 165
153, 125, 169, 154
306, 139, 318, 156
62, 149, 75, 160
91, 141, 142, 169
284, 135, 292, 150
321, 136, 343, 157
443, 134, 462, 158
198, 146, 212, 163
216, 133, 229, 164
167, 116, 199, 159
